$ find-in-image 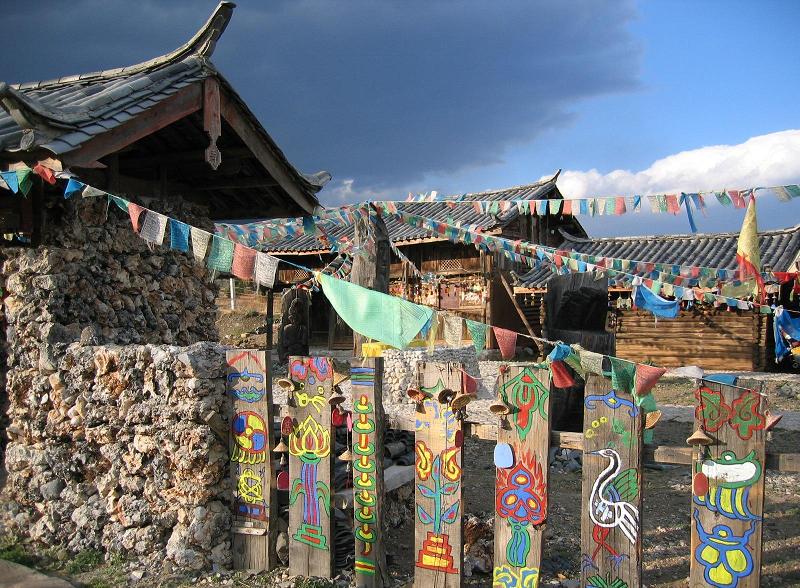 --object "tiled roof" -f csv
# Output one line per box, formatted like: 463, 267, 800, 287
515, 224, 800, 289
263, 176, 560, 253
0, 57, 209, 155
0, 2, 327, 196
